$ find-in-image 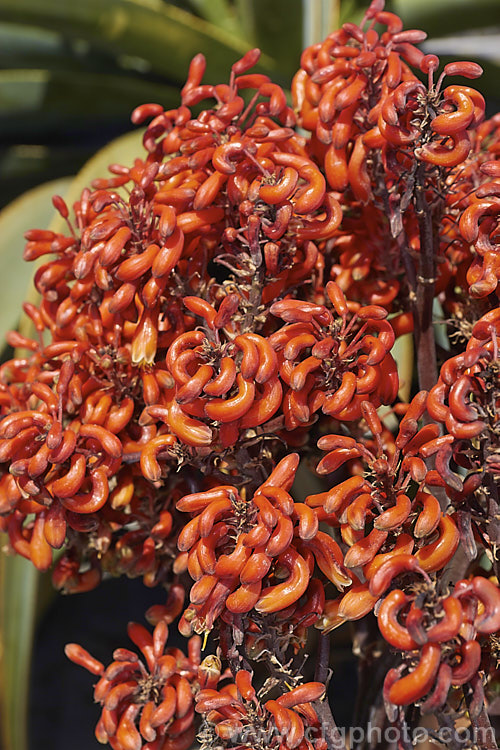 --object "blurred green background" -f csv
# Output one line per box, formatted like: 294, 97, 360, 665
0, 1, 499, 750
